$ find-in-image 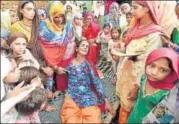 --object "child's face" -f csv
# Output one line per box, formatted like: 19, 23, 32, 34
126, 14, 133, 24
146, 58, 172, 82
10, 37, 27, 55
111, 30, 119, 39
104, 26, 110, 34
122, 33, 127, 42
